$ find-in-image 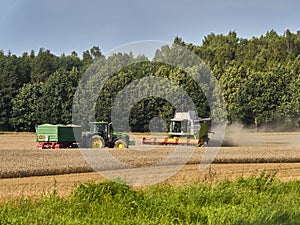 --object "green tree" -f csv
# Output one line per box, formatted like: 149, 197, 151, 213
59, 51, 83, 72
10, 82, 43, 131
30, 48, 60, 82
275, 57, 300, 129
38, 67, 81, 124
199, 31, 239, 68
0, 53, 31, 130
